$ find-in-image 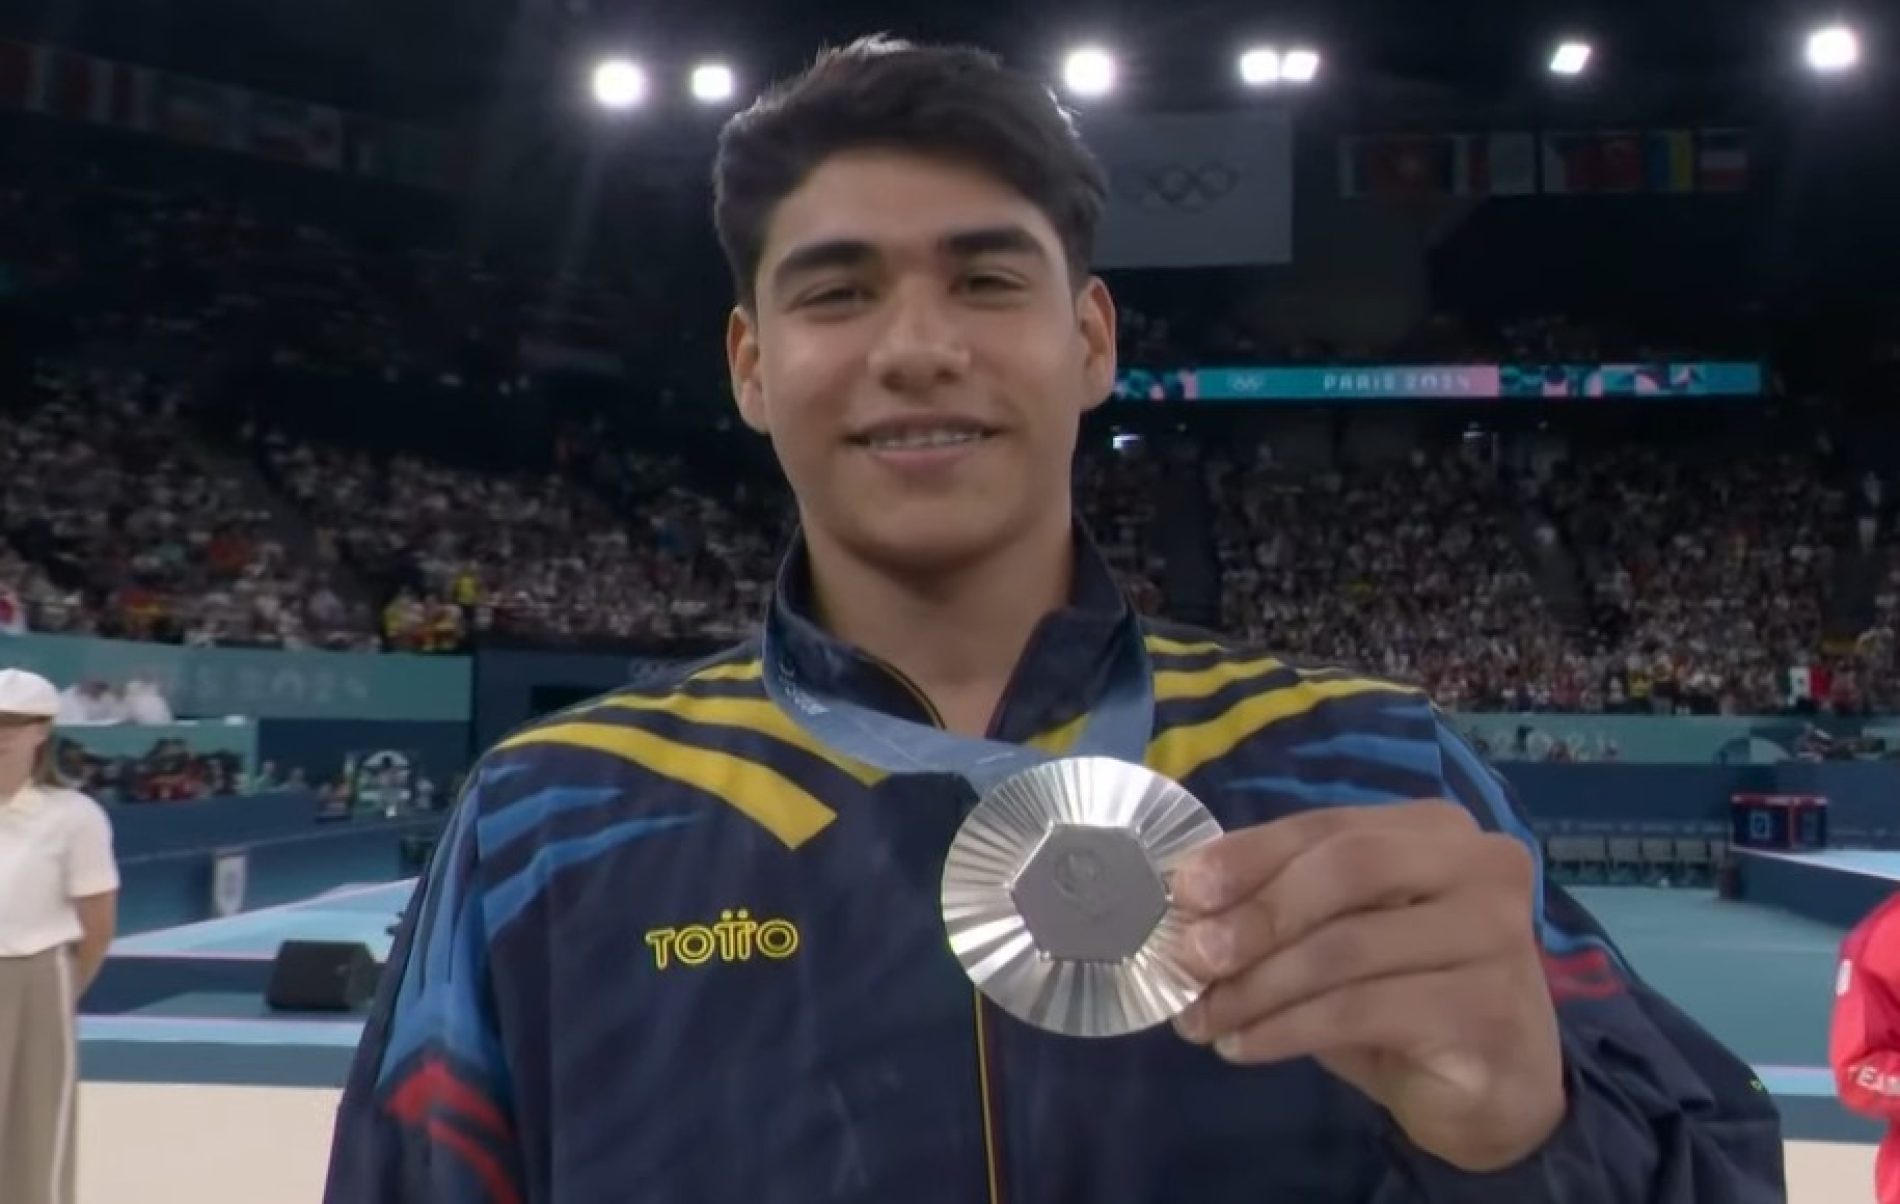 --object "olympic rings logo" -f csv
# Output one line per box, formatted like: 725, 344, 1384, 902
1114, 161, 1242, 212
